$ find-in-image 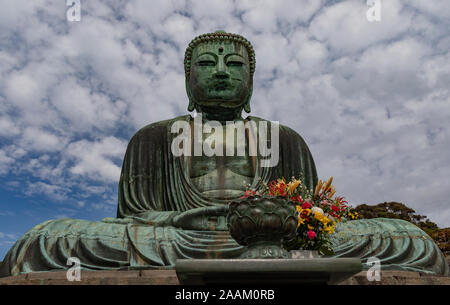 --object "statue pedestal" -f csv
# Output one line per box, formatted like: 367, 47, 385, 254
175, 258, 362, 285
